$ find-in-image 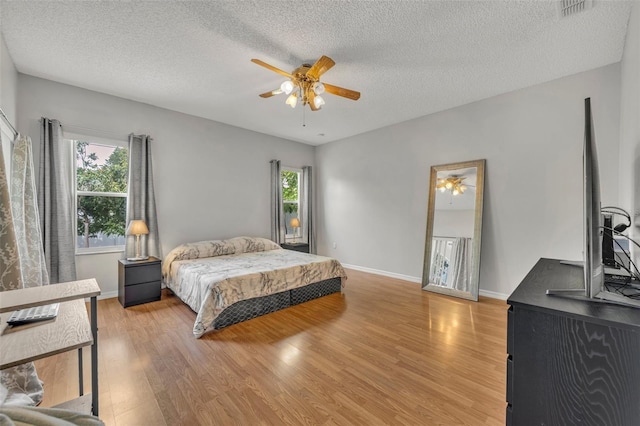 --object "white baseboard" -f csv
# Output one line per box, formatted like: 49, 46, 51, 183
479, 289, 508, 300
97, 291, 118, 300
342, 263, 422, 283
342, 263, 508, 301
